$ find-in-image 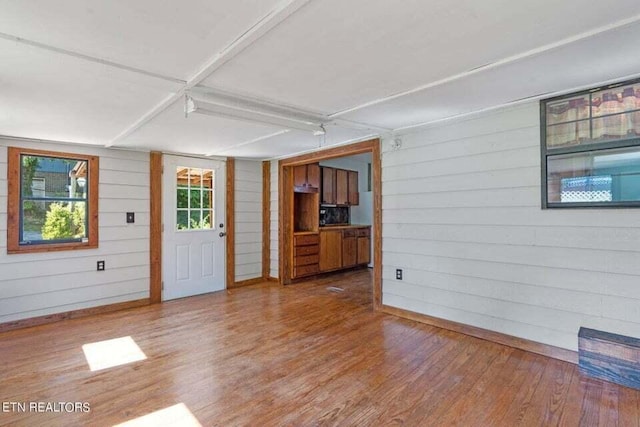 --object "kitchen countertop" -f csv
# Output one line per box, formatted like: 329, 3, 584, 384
319, 224, 371, 230
293, 224, 371, 235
